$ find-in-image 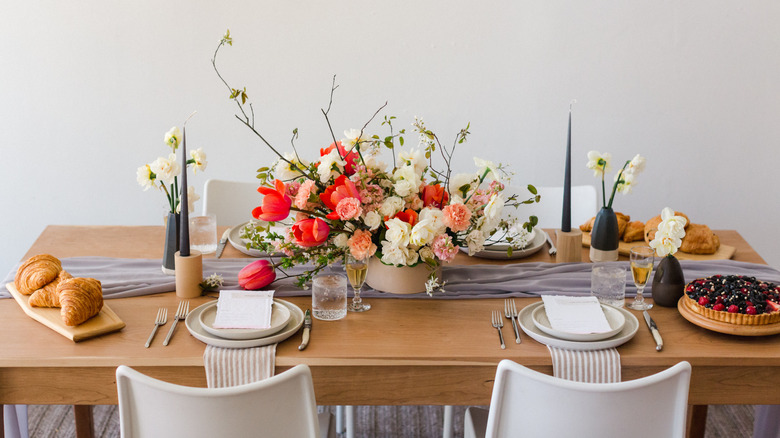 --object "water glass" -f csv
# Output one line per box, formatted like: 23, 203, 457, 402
590, 263, 627, 308
189, 214, 218, 254
312, 273, 347, 320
